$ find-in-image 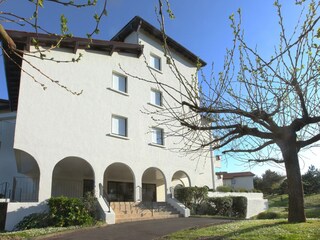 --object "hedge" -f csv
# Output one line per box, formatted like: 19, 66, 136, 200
175, 187, 247, 218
